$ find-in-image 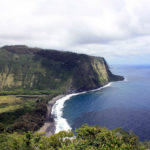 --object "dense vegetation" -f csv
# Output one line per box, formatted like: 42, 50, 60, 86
0, 125, 149, 150
0, 93, 60, 133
